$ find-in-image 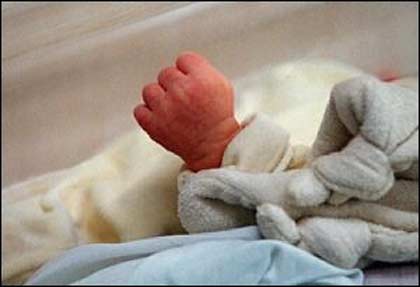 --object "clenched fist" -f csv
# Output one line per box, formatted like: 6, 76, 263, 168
134, 52, 240, 171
